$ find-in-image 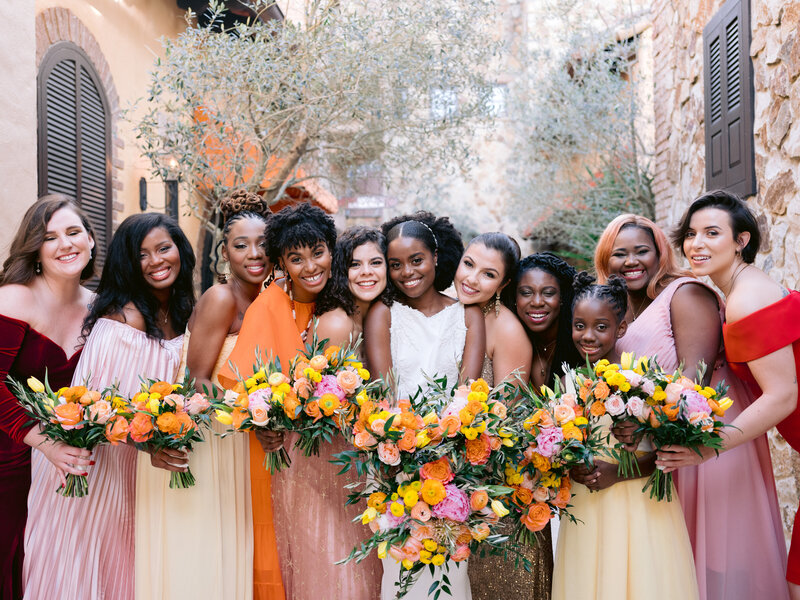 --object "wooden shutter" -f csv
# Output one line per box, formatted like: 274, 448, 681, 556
703, 0, 756, 196
37, 42, 112, 283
